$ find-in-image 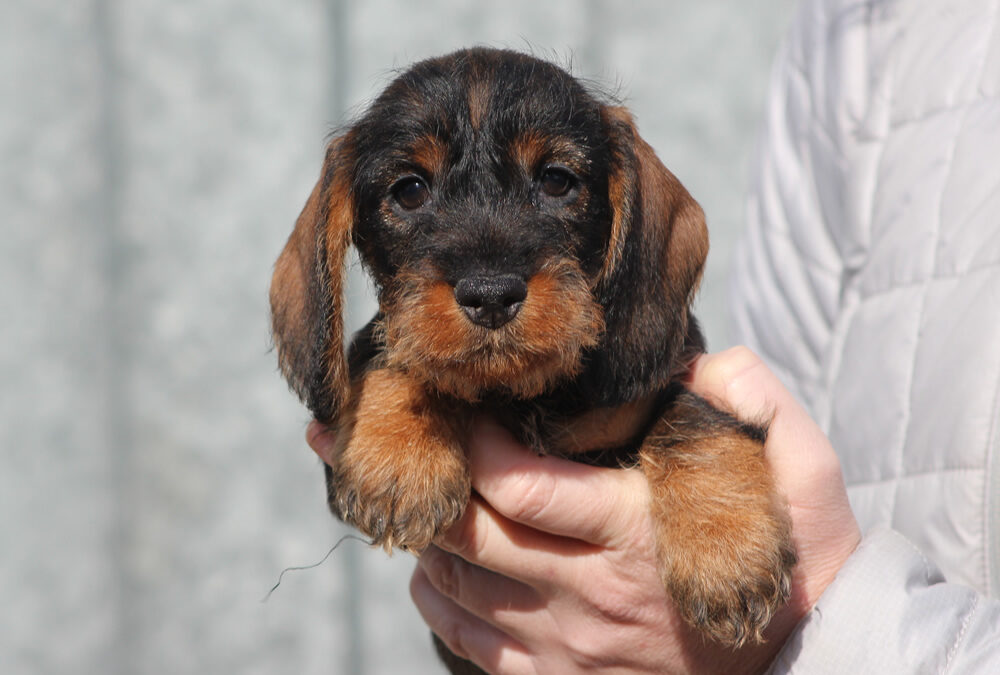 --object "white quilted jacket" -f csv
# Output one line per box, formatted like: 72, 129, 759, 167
730, 0, 1000, 670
